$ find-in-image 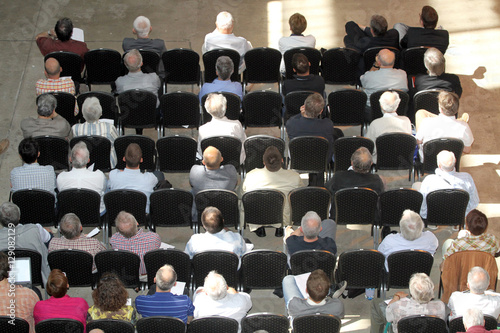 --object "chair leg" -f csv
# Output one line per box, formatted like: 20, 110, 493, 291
438, 271, 443, 299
